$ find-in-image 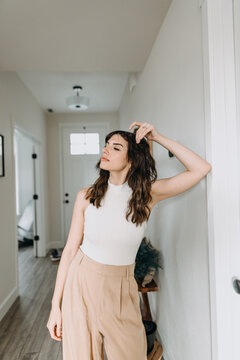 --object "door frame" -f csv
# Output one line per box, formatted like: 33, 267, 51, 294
58, 122, 110, 247
200, 0, 240, 359
13, 120, 46, 258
